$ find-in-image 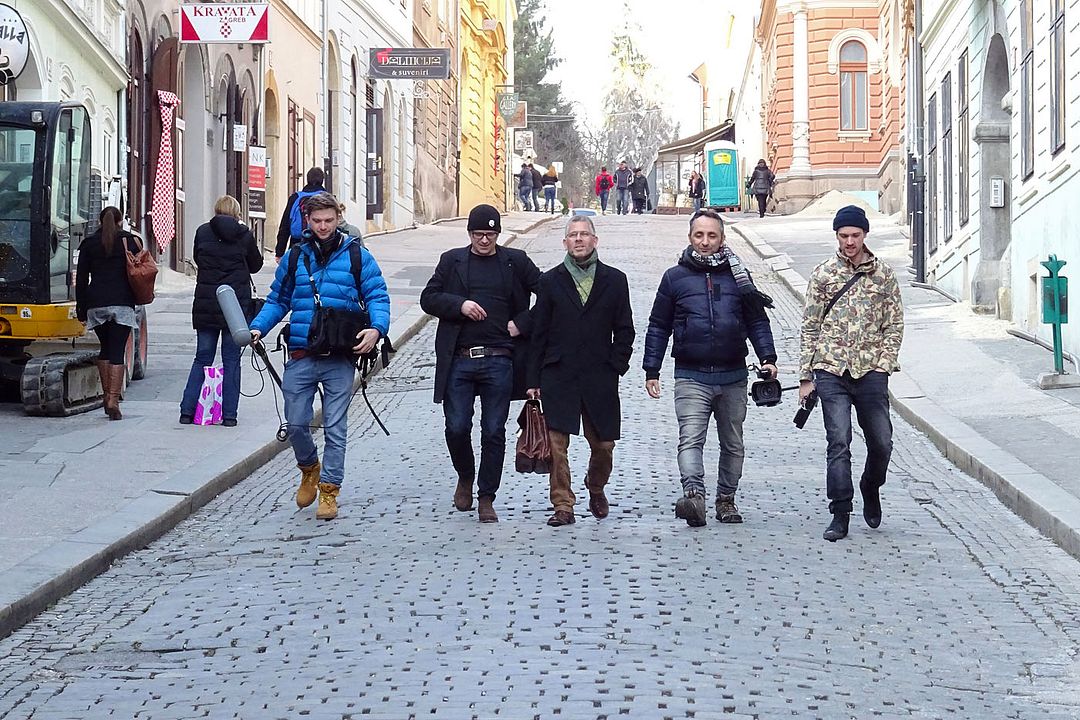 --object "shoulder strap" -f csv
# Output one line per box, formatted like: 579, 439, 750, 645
823, 271, 866, 319
348, 240, 367, 310
302, 252, 320, 307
